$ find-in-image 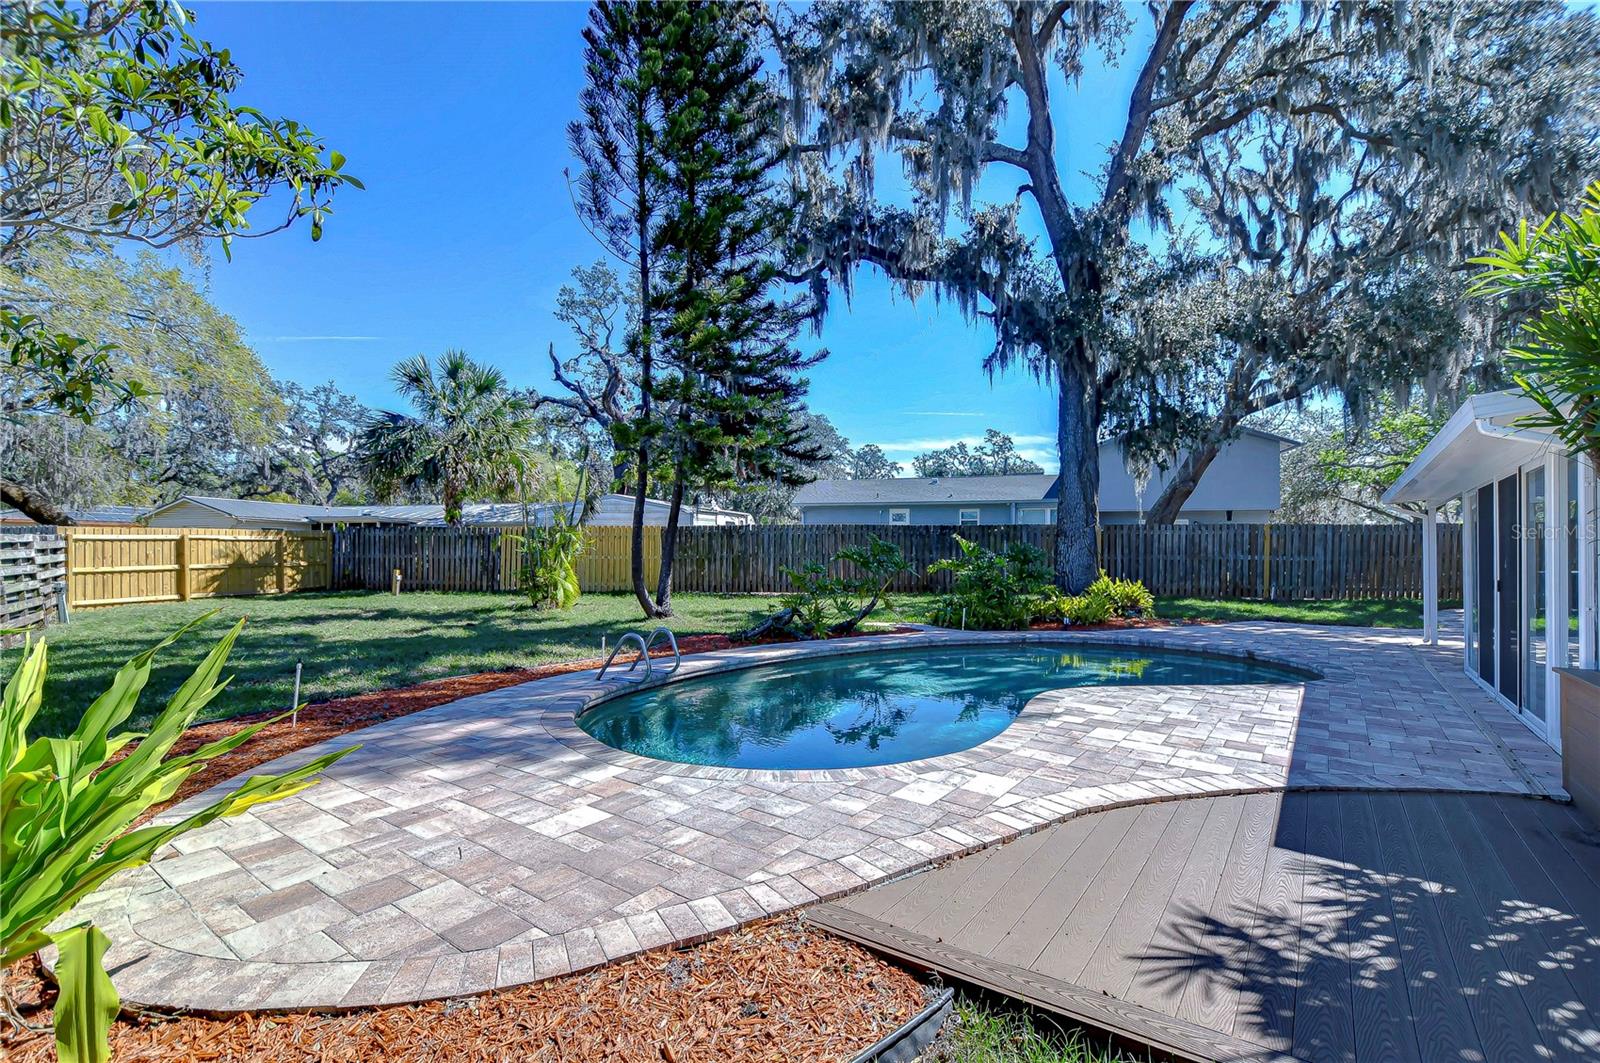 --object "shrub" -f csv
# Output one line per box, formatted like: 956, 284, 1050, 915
1, 617, 354, 1063
1086, 571, 1154, 618
509, 516, 585, 610
927, 536, 1056, 630
1059, 591, 1114, 626
775, 535, 911, 639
